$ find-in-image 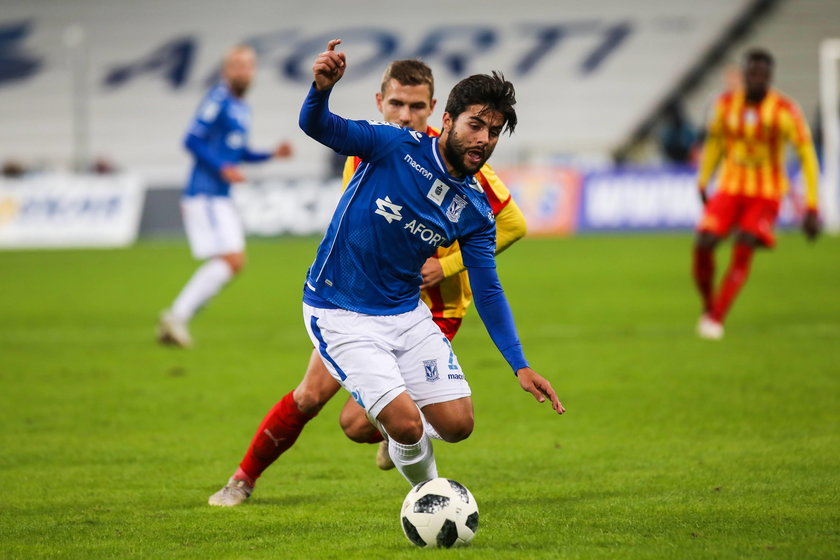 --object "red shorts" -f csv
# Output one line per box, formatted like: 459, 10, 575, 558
432, 317, 462, 341
698, 193, 780, 247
